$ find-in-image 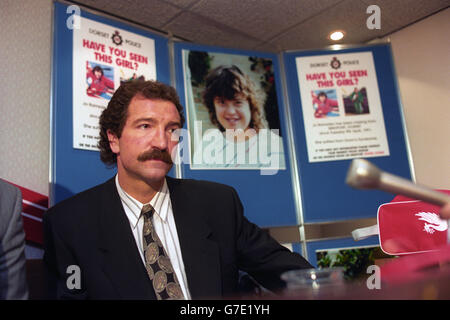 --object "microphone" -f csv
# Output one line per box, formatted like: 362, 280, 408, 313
346, 159, 450, 206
